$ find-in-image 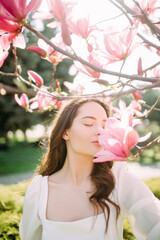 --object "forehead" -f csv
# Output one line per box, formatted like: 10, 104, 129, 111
76, 102, 107, 119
